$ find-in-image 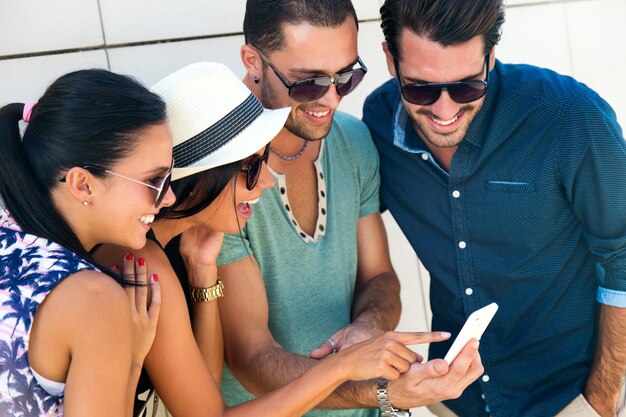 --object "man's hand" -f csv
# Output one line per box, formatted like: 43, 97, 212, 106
310, 319, 384, 359
388, 339, 484, 409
